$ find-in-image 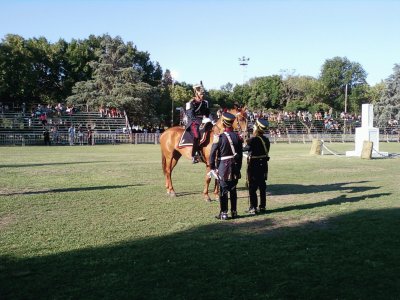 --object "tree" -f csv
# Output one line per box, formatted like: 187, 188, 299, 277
319, 56, 368, 112
375, 64, 400, 127
281, 75, 324, 108
247, 76, 282, 110
67, 35, 161, 126
0, 34, 36, 105
208, 88, 233, 109
232, 84, 251, 108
